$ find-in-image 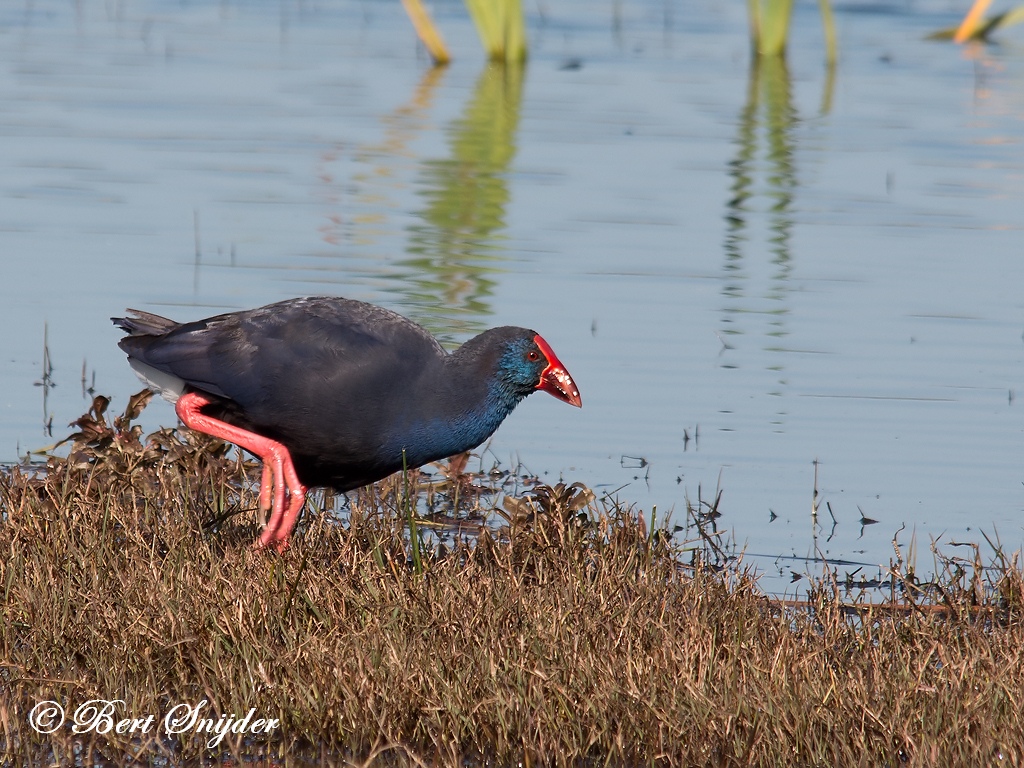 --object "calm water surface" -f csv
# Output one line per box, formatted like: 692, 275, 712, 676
2, 0, 1023, 592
